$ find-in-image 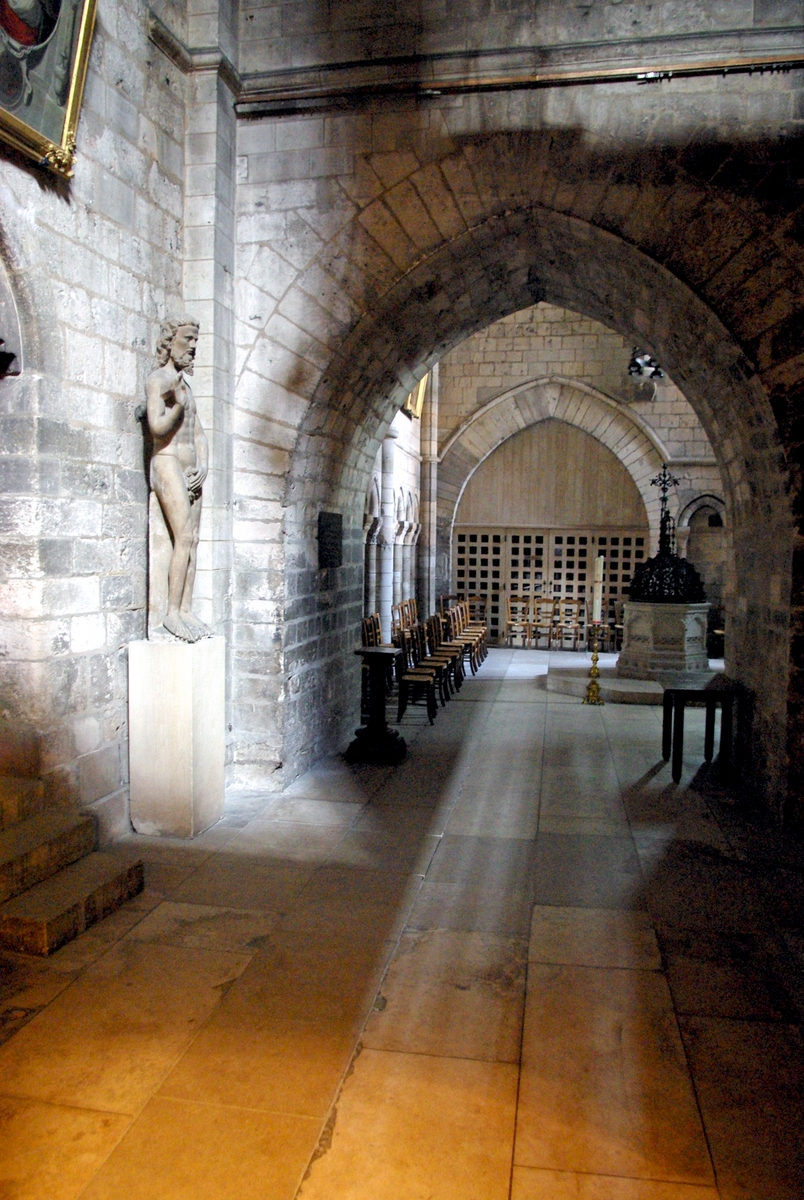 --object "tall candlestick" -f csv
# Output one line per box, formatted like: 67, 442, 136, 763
593, 553, 604, 583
